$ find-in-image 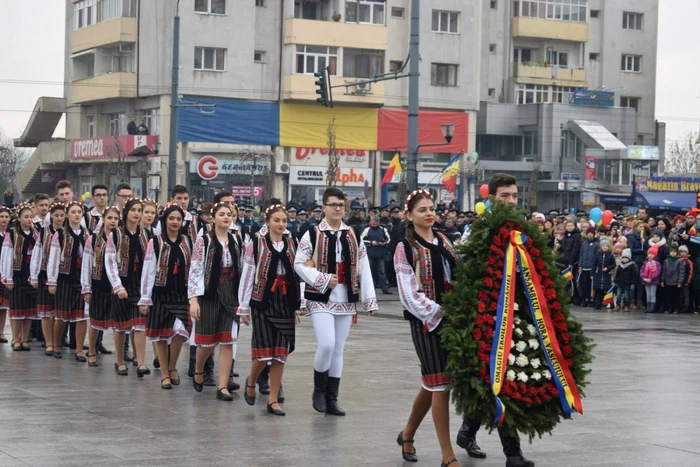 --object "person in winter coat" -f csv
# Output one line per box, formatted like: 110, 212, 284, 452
578, 227, 599, 307
614, 249, 637, 312
693, 254, 700, 314
661, 244, 684, 314
641, 246, 662, 314
560, 219, 582, 303
679, 245, 693, 313
627, 220, 649, 309
592, 237, 616, 309
647, 229, 670, 308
